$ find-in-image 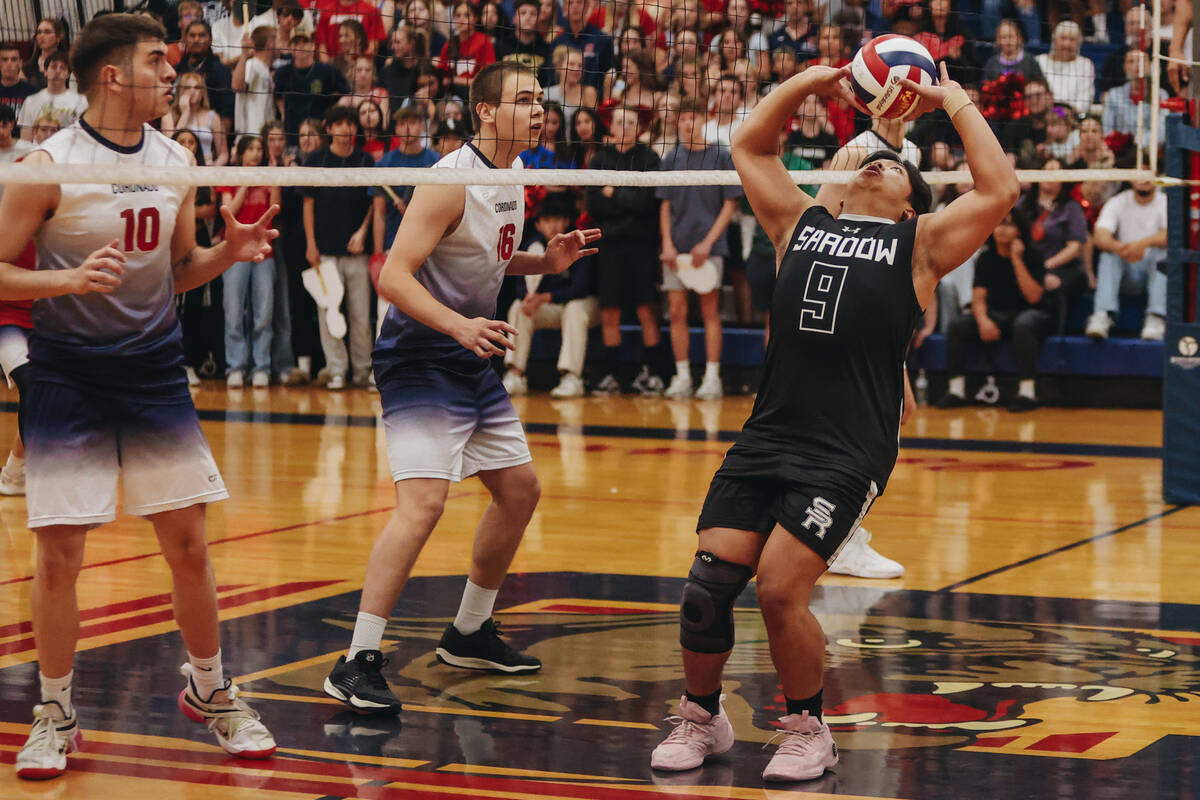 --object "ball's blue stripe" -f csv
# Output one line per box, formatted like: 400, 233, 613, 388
852, 79, 876, 106
878, 50, 937, 75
